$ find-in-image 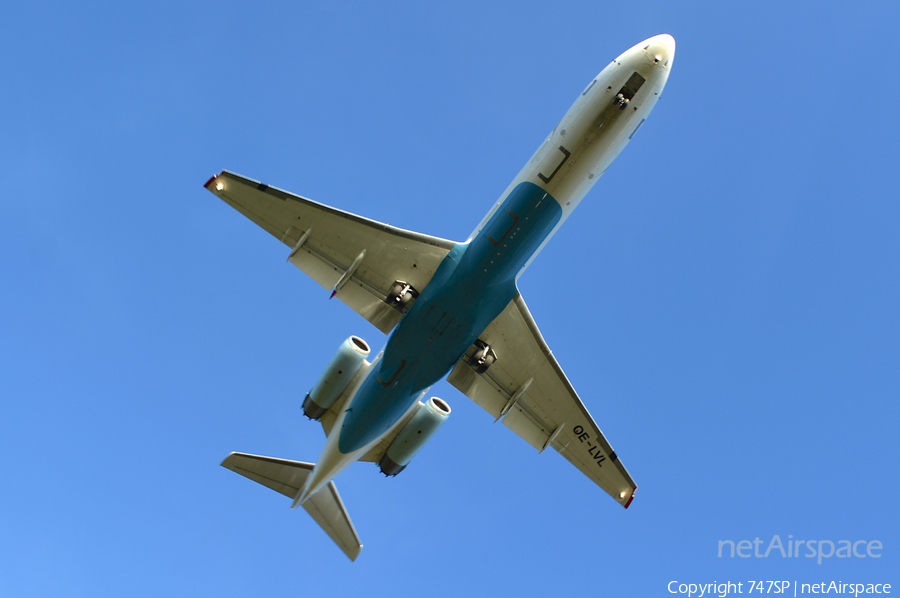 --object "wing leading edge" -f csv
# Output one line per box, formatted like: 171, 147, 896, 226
205, 170, 457, 334
447, 293, 637, 508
